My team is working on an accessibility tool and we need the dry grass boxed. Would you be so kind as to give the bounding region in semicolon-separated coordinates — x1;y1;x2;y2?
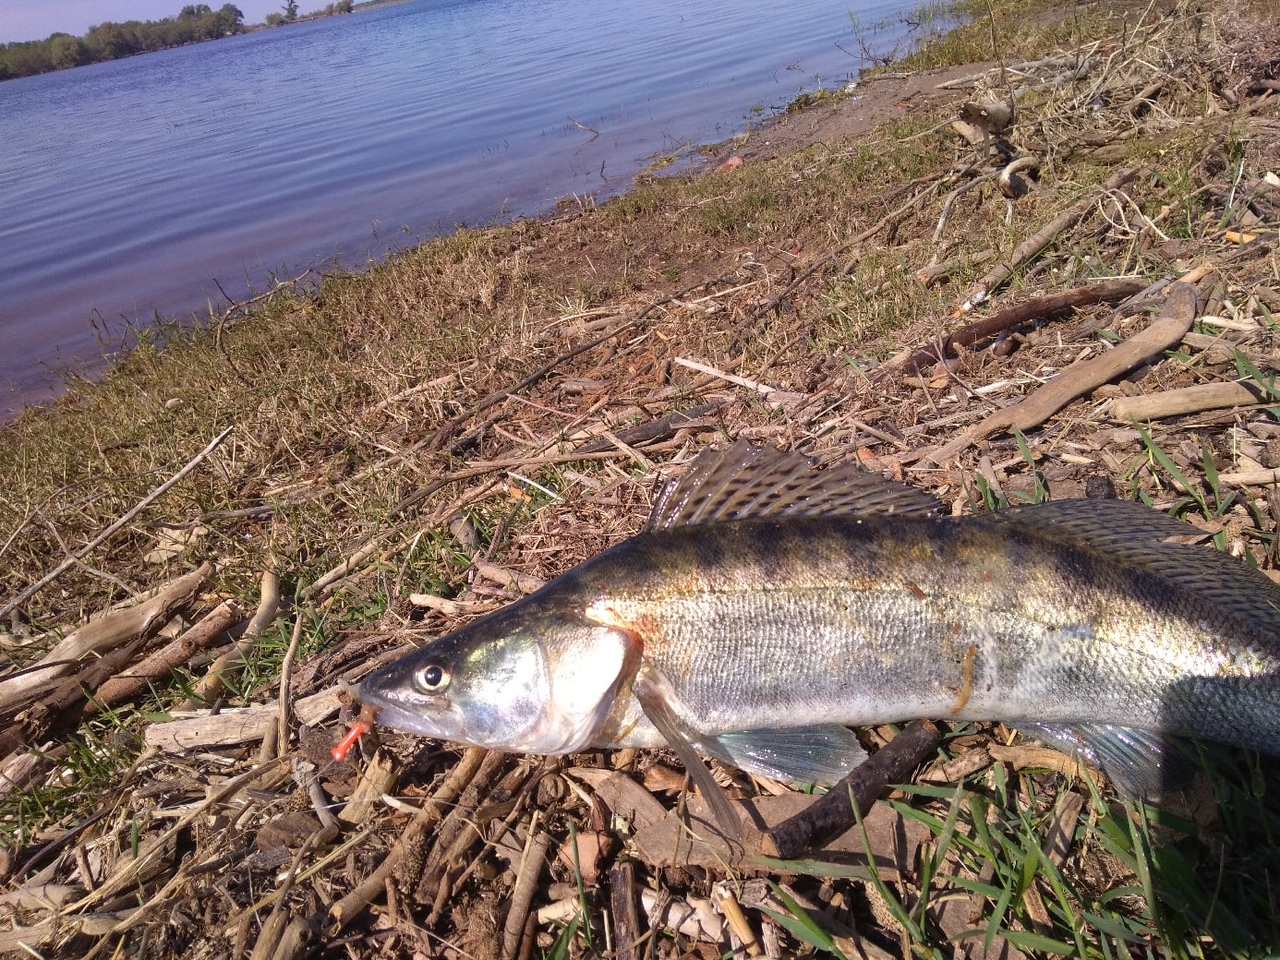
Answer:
2;0;1280;956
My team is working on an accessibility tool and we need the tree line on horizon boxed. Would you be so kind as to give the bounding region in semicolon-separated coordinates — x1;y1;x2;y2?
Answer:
0;1;354;81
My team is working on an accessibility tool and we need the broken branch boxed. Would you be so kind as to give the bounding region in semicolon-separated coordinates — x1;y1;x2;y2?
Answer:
91;597;245;709
1109;380;1272;421
927;281;1198;462
876;279;1145;380
0;562;213;708
763;719;941;859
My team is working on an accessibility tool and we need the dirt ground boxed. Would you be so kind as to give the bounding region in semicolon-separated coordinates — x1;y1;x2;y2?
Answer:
712;62;996;167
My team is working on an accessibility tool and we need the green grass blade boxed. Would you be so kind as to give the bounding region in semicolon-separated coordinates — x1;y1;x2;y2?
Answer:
762;881;849;960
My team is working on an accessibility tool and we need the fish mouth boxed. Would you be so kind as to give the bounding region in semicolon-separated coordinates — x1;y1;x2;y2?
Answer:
356;683;455;739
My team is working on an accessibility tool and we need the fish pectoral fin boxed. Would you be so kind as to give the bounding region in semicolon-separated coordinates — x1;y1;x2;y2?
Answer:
633;664;743;841
712;725;868;787
1021;723;1194;801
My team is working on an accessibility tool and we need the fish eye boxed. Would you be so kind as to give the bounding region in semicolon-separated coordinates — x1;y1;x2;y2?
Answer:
414;663;450;693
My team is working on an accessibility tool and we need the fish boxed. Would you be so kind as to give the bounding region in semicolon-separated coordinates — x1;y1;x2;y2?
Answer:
352;441;1280;830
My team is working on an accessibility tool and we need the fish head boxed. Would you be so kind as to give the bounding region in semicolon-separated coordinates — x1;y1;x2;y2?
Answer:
357;601;637;754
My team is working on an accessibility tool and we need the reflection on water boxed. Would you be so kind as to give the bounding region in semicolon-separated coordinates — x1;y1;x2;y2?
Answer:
0;0;909;415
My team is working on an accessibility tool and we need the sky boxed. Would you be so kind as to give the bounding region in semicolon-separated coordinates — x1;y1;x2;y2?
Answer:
2;0;287;43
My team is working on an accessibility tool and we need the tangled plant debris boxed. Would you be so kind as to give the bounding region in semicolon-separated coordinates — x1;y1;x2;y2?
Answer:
2;1;1280;957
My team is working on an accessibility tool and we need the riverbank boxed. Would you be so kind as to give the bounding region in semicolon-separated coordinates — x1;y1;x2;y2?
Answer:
1;0;879;417
3;0;1280;955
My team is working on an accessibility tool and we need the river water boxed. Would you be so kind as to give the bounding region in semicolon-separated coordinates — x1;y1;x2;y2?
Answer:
0;0;911;416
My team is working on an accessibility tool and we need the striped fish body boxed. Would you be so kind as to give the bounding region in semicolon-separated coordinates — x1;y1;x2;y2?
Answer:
357;441;1280;799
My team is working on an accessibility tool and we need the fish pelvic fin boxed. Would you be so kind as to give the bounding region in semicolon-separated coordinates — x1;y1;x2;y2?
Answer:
710;725;868;787
633;663;743;840
646;440;940;530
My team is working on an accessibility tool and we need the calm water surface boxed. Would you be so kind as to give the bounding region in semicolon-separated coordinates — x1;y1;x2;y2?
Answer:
0;0;911;415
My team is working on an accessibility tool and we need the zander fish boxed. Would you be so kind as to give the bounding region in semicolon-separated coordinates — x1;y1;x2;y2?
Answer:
350;441;1280;827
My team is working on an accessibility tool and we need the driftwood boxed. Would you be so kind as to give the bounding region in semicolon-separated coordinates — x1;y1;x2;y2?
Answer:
92;598;246;709
1109;380;1272;421
1218;468;1280;486
876;279;1145;380
673;357;804;407
0;750;51;801
142;687;344;752
263;611;309;762
336;750;398;826
927;282;1198;463
0;562;213;708
0;638;148;759
998;156;1040;198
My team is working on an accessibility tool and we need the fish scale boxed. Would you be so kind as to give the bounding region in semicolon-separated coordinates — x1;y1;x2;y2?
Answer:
569;514;1264;743
353;441;1280;811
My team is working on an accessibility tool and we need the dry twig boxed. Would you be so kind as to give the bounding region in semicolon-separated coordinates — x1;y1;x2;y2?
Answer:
763;720;942;859
876;279;1145;379
956;168;1138;314
0;427;232;621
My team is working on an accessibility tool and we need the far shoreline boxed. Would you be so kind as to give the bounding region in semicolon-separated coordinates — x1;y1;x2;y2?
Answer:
0;0;414;77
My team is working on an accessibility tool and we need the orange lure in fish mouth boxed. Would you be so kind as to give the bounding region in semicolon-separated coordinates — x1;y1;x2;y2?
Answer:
331;703;379;762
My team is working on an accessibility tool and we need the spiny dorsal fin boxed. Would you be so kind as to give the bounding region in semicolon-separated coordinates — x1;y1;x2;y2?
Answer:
647;441;940;530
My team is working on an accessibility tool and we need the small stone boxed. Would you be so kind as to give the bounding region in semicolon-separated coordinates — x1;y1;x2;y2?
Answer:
1262;437;1280;469
1084;476;1116;499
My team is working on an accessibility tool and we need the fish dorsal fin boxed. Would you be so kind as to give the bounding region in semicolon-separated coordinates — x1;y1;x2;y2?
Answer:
1001;499;1280;637
998;498;1192;551
647;441;940;530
